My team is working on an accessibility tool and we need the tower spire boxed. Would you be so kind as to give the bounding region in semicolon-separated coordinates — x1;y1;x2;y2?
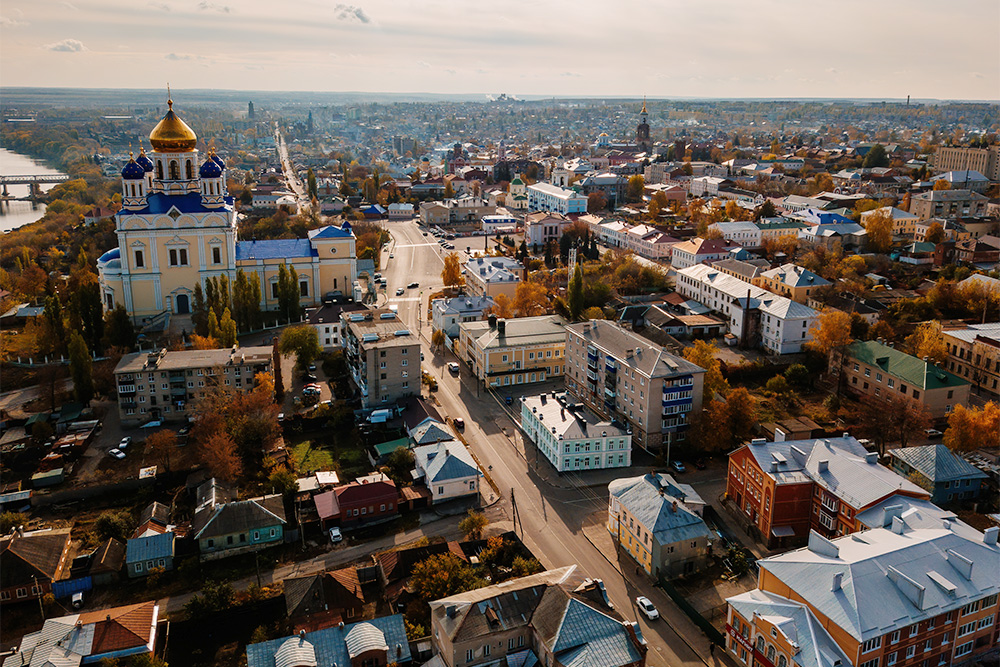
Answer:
641;96;647;115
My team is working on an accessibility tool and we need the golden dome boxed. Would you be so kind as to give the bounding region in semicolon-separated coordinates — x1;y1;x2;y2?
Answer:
149;99;198;152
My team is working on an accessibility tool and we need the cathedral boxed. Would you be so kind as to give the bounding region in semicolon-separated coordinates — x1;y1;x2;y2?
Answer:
98;99;357;322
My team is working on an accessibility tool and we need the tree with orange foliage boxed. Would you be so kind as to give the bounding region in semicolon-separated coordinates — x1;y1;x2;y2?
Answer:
487;293;514;319
944;402;1000;451
807;310;854;358
200;431;243;483
145;429;178;473
189;334;217;350
512;281;550;317
932;178;951;191
862;209;894;254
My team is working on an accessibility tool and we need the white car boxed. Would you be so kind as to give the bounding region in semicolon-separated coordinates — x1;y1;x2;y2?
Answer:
925;428;943;438
119;437;131;449
636;596;659;620
447;362;460;374
396;287;405;296
108;448;126;460
329;527;343;543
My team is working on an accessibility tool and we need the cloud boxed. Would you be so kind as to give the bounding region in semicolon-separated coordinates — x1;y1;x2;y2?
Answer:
197;1;230;12
333;4;370;23
60;1;78;9
559;71;581;78
44;39;87;52
417;61;431;69
165;53;192;60
0;15;28;26
148;1;171;10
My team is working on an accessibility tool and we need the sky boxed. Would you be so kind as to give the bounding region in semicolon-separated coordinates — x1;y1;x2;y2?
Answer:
1;0;998;100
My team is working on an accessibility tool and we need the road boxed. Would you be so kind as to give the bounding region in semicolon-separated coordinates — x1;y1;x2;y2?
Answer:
274;125;307;210
385;219;726;667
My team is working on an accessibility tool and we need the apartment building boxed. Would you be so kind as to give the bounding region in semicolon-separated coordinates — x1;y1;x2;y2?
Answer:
340;309;420;408
520;393;632;472
431;295;494;339
861;206;921;237
114;346;273;426
727;526;1000;667
670;237;742;270
708;221;762;247
458;315;567;388
726;435;930;549
526;182;588;215
831;340;971;421
607;473;711;579
464;256;524;300
307;302;367;350
564;320;705;452
932;144;1000;180
675;264;819;354
756;263;831;304
942;322;1000;399
429;565;647;667
910;189;989;221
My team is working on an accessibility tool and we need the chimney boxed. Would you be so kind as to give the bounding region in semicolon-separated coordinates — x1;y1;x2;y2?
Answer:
985;526;999;546
891;516;905;535
497;320;506;336
299;629;306;638
881;504;904;528
488;314;497;329
817;460;829;472
671;500;678;513
831;572;843;592
446;605;457;618
865;452;878;464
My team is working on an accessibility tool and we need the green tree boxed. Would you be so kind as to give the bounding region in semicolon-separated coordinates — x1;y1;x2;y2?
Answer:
68;331;94;403
104;304;136;351
682;340;729;399
0;512;28;533
218;308;238;348
207;310;221;343
69;279;105;354
307;168;317;200
233;269;262;333
192;282;209;336
410;553;485;602
277;264;302;322
862;144;889;168
278;324;322;370
511;556;543;577
384;447;416;487
784;363;811;389
43;296;67;356
459;510;488;539
95;509;134;543
567;264;584;320
267;467;299;498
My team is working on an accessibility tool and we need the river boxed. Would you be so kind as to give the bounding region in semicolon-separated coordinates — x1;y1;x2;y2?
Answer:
0;148;68;233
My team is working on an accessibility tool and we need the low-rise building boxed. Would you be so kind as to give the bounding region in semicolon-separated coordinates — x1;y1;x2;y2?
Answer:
464;256;524;300
526;182;587;215
608;473;711;579
670;237;742;270
564;320;705;452
307;302;367;350
0;528;72;606
861;205;920;237
428;565;647;667
726;435;930;549
341;309;420;408
727;526;1000;667
113;346;273;426
193;493;286;559
431;295;494;339
412;442;482;504
831;340;971;421
459;315;567;389
480;213;518;235
524;211;572;248
942;321;1000;399
125;532;175;578
708;221;762;247
887;445;989;505
911;188;989;221
521;394;632;473
246;614;411;667
314;472;399;530
756;263;831;303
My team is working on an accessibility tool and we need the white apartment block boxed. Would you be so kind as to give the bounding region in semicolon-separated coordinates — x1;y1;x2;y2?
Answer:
526;183;588;215
708;221;762;247
520;394;632;473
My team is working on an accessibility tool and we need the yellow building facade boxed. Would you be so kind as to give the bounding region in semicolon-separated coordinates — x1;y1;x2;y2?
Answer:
457;316;566;388
98;100;356;322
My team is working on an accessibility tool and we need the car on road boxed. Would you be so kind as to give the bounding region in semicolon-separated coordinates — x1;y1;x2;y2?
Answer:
504;395;513;405
308;363;317;371
178;426;190;437
447;362;460;374
422;232;428;236
389;253;394;259
71;592;84;609
407;282;419;288
636;596;659;620
396;287;405;295
453;417;465;430
670;460;686;473
328;527;343;543
118;437;131;450
925;428;943;438
108;448;126;460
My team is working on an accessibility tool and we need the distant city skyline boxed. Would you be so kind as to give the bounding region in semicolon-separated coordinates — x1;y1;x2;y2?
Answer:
1;0;997;100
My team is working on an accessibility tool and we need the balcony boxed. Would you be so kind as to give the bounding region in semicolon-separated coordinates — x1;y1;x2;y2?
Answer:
169;372;186;382
170;387;187;398
117;385;136;395
605;361;617;374
586;369;599;382
604;387;616;399
120;401;137;409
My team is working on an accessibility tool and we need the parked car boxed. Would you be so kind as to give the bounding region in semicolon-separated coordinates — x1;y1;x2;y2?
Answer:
308;363;317;372
328;527;343;543
670;460;686;473
636;596;659;620
108;448;126;460
178;426;190;437
71;592;84;610
389;253;394;259
504;395;513;405
396;287;405;296
302;373;318;383
453;417;465;430
119;437;131;449
407;281;419;288
447;362;460;374
925;428;943;438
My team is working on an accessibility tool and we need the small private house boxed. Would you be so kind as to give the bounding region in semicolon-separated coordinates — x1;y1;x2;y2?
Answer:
193;493;286;559
431;295;494;339
126;532;175;578
409;417;454;446
0;528;72;606
246;615;412;667
887;444;988;504
412;441;482;504
314;472;399;530
607;473;712;579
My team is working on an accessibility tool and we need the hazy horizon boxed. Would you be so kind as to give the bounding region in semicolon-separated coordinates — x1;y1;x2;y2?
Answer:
1;0;997;100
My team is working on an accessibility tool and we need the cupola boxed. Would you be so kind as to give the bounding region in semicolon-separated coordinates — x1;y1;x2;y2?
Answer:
149;99;198;152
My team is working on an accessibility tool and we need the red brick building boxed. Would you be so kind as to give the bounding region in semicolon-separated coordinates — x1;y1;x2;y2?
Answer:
314;472;399;530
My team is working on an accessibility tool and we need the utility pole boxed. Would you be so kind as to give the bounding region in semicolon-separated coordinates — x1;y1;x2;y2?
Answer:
33;576;45;621
510;487;521;536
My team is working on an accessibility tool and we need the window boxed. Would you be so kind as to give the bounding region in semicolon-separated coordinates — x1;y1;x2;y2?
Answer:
886;653;897;667
890;630;900;644
168;248;188;266
912;390;919;399
864;367;871;377
958;621;976;637
961;600;981;616
271;282;279;299
778;658;786;667
299;280;309;297
859;660;879;667
212;246;222;264
910;623;920;636
906;646;916;659
862;637;882;652
955;641;973;657
979;615;995;629
134;563;143;573
766;646;775;661
466;649;473;663
483;644;490;657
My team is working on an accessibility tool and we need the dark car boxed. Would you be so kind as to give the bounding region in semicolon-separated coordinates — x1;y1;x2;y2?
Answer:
504;395;513;405
302;373;318;383
408;281;419;289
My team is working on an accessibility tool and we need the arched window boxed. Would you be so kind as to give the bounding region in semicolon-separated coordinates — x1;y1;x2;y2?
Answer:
156;161;164;180
169;160;180;180
185;160;194;179
756;637;764;652
767;645;775;661
129;184;135;197
778;657;787;667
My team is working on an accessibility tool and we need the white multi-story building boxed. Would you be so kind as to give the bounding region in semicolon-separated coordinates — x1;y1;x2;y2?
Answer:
523;212;572;248
707;221;762;247
464;256;524;299
670;237;742;270
526;183;587;215
431;295;494;339
676;264;818;354
521;394;632;473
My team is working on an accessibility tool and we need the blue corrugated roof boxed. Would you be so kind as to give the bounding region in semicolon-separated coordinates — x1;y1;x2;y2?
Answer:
117;192;234;216
126;532;174;563
236;239;317;261
553;599;644;667
889;445;988;484
246;614;410;667
308;224;353;239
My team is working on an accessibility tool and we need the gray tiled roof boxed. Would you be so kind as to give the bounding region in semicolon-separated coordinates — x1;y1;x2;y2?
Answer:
608;474;712;547
193;495;286;539
888;445;988;484
246;615;410;667
759;527;1000;643
548;598;643;667
566;320;705;379
414;442;481;483
804;439;928;509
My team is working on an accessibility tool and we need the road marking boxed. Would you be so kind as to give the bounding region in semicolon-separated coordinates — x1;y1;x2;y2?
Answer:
393;243;439;248
388;297;421;303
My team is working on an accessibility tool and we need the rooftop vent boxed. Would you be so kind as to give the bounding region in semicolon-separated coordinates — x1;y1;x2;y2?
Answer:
831;572;843;592
891;516;905;535
984;526;999;546
380;312;396;319
750;438;767;446
394;330;411;336
865;452;878;464
817;459;829;472
349;314;365;322
807;530;839;559
362;333;379;343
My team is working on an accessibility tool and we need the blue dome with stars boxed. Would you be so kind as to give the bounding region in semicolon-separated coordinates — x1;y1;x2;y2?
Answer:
199;159;223;178
121;159;145;180
211;153;225;168
136;150;154;172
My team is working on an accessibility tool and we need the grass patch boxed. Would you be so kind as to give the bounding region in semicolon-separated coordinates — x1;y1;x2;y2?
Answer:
290;441;334;474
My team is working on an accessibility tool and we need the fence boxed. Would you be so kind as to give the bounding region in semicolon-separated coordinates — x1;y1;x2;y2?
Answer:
52;576;92;599
658;576;725;646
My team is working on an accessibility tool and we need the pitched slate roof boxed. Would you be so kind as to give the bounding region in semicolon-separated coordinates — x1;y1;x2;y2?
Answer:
854;495;983;543
804;438;928;509
888;445;988;484
246;614;410;667
608;474;712;547
193;495;286;539
409;418;454;445
0;529;71;588
307;224;354;239
566;320;705;379
760;263;831;289
126;532;175;565
845;340;968;390
284;567;364;619
116;191;234;216
413;442;481;483
759;527;1000;643
89;538;125;576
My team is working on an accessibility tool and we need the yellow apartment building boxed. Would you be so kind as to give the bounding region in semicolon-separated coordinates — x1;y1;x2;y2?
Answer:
458;315;567;388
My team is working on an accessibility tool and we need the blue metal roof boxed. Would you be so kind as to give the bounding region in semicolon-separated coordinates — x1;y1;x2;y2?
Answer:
308;224;353;239
236;239;317;261
125;532;174;564
552;598;644;667
117;191;234;216
889;445;988;484
246;614;410;667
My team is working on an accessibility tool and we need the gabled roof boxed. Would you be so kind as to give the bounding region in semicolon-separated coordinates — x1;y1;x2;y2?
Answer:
284;567;365;619
845;340;968;390
307;224;354;239
126;532;175;564
760;263;831;289
565;320;705;379
543;595;644;667
888;445;988;484
246;614;410;667
413;442;481;483
804;438;928;508
0;529;71;587
193;495;286;540
409;418;454;445
759;527;1000;643
608;474;712;547
89;538;125;575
